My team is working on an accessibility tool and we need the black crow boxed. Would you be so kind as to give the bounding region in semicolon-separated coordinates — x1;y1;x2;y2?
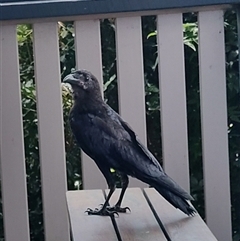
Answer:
63;69;195;216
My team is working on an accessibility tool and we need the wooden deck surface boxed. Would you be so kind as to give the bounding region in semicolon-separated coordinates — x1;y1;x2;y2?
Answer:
66;188;217;241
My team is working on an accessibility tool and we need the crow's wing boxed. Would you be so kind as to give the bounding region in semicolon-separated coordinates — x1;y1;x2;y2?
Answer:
86;107;193;200
105;105;165;173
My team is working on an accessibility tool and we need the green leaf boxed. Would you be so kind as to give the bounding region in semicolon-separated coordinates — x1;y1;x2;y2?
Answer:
147;31;157;39
103;74;116;91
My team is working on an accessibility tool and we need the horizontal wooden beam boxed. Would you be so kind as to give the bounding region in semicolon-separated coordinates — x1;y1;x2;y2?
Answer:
0;0;239;21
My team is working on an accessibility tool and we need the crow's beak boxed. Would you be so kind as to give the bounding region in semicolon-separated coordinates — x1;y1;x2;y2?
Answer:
63;73;79;85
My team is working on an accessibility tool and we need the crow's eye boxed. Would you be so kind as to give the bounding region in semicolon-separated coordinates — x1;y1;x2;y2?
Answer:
76;72;89;81
78;73;89;81
72;73;79;79
85;75;89;81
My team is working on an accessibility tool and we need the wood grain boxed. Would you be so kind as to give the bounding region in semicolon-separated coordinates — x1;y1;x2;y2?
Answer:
67;190;118;241
106;188;167;241
144;188;217;241
0;23;30;241
115;16;147;188
157;13;190;192
74;19;106;190
33;22;69;241
198;10;231;241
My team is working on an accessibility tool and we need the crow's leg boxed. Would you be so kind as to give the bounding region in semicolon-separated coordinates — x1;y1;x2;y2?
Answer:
107;174;130;213
85;165;117;216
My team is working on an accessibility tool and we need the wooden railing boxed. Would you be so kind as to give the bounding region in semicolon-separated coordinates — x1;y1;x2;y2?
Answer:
0;1;235;241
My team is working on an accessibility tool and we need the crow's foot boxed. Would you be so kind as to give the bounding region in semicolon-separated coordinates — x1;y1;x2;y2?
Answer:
106;205;131;213
85;207;119;217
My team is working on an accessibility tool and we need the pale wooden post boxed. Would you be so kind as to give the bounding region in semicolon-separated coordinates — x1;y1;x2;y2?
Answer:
157;13;190;191
74;19;106;189
33;22;69;241
198;10;232;241
115;16;147;188
0;23;30;241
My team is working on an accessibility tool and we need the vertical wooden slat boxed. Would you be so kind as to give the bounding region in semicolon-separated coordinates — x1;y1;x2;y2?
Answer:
198;10;232;241
0;23;30;241
157;13;190;191
33;22;69;241
74;19;106;189
115;16;147;188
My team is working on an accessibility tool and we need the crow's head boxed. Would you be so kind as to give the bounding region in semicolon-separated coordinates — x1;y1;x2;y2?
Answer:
63;69;102;100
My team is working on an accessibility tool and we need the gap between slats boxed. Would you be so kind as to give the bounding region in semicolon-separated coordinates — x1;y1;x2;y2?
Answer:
102;191;123;241
105;188;168;241
143;190;172;241
105;188;217;241
68;188;217;241
67;190;119;241
144;188;217;241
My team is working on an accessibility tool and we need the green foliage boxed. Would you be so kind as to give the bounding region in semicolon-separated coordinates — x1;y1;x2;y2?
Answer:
146;11;240;240
225;11;240;241
147;22;198;51
144;15;205;217
101;19;119;111
22;80;43;240
58;22;76;78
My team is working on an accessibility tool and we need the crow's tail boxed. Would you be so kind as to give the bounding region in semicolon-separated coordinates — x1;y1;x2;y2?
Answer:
155;186;196;216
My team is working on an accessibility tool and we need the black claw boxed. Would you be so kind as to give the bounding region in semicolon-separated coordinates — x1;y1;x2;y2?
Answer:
125;207;131;212
85;208;93;213
106;205;131;213
85;206;118;217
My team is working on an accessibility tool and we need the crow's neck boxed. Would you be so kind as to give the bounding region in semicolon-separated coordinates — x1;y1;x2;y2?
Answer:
72;93;105;115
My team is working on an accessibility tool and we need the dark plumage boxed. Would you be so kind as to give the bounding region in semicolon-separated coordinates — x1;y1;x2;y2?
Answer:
63;69;195;216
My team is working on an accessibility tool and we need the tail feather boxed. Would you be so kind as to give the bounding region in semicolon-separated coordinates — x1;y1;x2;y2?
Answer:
155;187;196;216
